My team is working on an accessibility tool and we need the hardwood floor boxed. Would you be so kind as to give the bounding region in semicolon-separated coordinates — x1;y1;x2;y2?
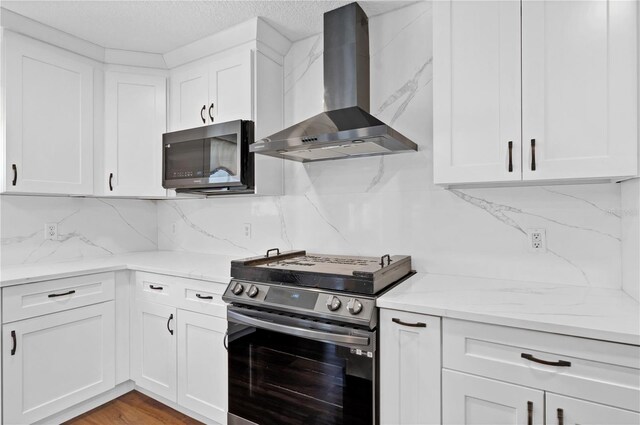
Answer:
63;391;203;425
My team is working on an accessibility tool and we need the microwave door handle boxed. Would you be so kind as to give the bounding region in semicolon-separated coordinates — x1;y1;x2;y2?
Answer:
227;310;370;348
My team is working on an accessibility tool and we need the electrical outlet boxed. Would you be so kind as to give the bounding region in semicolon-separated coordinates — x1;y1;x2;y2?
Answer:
527;228;546;253
243;223;252;239
44;223;58;241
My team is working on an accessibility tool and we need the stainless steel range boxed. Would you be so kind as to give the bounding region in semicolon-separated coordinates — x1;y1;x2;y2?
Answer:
223;249;413;425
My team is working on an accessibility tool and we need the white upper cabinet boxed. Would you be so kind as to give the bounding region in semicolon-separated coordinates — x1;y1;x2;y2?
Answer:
209;50;252;125
169;64;209;130
169;50;253;131
434;0;638;186
3;31;94;195
521;0;638;181
434;0;522;185
103;71;167;197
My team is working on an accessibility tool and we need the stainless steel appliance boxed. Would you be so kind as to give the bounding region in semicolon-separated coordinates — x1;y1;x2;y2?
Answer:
249;3;418;162
162;120;254;194
223;249;413;425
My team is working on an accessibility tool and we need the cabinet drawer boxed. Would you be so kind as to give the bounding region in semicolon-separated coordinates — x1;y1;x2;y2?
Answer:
135;272;226;318
2;273;115;322
443;319;640;411
178;281;226;318
135;272;178;304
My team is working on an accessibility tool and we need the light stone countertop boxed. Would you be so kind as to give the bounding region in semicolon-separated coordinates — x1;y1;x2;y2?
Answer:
2;253;638;345
377;272;640;346
0;251;236;287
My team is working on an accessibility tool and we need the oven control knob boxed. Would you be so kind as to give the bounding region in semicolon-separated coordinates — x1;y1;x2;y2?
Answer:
231;282;244;296
326;296;342;311
347;299;363;315
247;285;259;298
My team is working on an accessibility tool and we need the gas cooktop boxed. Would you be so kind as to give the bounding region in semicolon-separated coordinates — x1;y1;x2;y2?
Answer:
229;249;412;295
224;249;414;329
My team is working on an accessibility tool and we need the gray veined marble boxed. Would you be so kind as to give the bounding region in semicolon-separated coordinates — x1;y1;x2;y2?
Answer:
284;34;322;95
374;58;432;126
167;202;257;255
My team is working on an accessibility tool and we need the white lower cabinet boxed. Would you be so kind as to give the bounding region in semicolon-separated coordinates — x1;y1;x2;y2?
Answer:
177;310;227;424
379;309;441;425
132;272;228;424
132;300;177;402
2;302;116;424
545;393;640;425
441;318;640;425
443;369;544;425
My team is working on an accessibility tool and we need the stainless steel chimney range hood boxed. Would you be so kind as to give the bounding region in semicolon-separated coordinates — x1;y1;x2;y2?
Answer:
250;2;418;163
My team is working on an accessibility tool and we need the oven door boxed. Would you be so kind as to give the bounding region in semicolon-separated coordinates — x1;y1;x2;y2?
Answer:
227;306;376;425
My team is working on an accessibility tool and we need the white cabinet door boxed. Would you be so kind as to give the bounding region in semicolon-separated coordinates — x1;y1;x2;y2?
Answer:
379;310;441;425
4;31;94;195
177;309;227;423
433;0;521;185
169;64;209;131
132;300;177;402
104;71;167;197
546;393;640;425
2;302;115;425
443;369;544;425
208;50;253;124
522;0;638;181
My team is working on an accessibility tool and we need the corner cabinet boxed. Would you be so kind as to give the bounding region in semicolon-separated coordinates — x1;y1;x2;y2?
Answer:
379;310;441;425
2;31;95;195
132;272;228;423
433;0;638;186
132;300;177;401
102;70;167;197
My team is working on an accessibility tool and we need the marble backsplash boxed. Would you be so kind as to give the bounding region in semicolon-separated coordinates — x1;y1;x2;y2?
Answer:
1;195;157;267
0;3;629;291
157;2;624;289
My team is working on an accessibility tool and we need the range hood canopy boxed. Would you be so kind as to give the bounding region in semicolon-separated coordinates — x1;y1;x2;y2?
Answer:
250;2;418;162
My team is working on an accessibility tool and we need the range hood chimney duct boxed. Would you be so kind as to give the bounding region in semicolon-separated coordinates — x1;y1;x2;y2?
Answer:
324;3;370;112
249;2;418;163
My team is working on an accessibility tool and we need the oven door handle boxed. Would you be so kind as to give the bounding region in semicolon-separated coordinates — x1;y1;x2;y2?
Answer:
227;310;370;348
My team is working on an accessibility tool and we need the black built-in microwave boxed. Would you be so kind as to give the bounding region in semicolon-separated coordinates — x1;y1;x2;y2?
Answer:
162;120;254;193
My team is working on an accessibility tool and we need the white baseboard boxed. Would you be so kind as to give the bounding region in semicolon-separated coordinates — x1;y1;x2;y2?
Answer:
134;386;223;425
29;381;224;425
34;381;135;425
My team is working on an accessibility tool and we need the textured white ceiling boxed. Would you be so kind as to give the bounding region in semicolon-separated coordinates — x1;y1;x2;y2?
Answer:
1;1;415;53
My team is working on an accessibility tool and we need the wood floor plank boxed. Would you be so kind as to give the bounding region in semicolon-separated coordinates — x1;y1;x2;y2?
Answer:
63;391;203;425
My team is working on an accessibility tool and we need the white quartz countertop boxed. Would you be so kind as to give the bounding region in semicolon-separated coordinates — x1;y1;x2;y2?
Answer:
3;254;638;345
0;251;236;287
378;273;640;345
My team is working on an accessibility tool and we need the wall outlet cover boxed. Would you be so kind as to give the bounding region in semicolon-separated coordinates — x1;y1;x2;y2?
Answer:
527;228;546;253
44;223;58;241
